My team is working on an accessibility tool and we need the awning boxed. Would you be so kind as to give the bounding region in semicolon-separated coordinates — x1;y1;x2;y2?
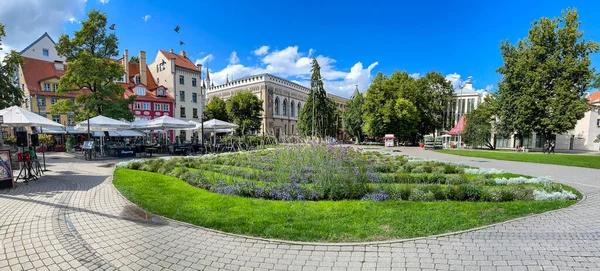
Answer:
92;130;144;137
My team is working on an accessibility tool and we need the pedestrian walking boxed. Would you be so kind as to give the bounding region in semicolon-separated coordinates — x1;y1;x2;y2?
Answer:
543;140;549;154
550;141;556;154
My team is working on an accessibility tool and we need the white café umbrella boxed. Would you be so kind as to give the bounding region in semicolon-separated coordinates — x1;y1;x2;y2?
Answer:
74;115;132;156
0;106;64;172
0;106;64;127
202;119;239;145
133;115;195;129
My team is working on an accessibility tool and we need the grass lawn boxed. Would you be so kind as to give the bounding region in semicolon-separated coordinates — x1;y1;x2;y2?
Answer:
113;168;576;242
436;150;600;170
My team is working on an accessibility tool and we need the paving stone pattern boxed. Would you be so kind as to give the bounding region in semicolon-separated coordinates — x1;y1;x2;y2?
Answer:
1;149;599;270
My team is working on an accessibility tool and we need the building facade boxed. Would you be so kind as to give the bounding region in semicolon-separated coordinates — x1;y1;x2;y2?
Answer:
19;32;65;62
150;49;204;141
206;73;348;141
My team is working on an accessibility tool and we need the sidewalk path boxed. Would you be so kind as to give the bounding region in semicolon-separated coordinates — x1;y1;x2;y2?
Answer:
0;150;599;271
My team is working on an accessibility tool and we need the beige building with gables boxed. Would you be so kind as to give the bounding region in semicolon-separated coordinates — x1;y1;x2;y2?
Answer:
206;73;347;140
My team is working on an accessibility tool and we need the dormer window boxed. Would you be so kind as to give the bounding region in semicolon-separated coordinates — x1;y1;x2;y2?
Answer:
157;88;165;97
136;87;146;96
135;75;140;84
43;83;51;91
43;49;49;57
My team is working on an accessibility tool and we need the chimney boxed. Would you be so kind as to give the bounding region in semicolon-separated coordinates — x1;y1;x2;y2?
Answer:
465;81;473;90
180;50;187;58
170;48;174;53
123;49;129;82
170;57;176;74
53;60;64;71
139;50;147;86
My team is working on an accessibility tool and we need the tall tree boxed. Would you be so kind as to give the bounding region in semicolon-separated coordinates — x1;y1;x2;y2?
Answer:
343;86;364;143
55;9;134;120
203;97;229;121
0;23;24;109
495;8;597;140
297;58;337;137
226;91;263;135
362;72;395;138
463;95;496;149
416;71;454;137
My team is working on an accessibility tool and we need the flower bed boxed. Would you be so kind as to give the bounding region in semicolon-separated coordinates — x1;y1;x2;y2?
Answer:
117;145;580;202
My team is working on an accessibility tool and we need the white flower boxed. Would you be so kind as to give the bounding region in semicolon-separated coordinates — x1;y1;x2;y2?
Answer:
533;190;578;200
495;176;553;185
464;167;505;174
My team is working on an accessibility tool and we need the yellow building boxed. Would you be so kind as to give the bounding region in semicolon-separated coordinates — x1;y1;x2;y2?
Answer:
18;56;87;126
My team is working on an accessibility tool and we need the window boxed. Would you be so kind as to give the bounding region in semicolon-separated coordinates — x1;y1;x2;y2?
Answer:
50;98;58;105
121;74;126;82
179;75;184;84
179;91;185;102
290;101;295;117
21;84;24;90
143;103;150;110
192;78;197;87
274;97;280;115
159;62;166;71
135;76;140;84
283;99;288;116
297;102;301;115
67;115;74;125
37;98;46;106
292;124;295;135
42;49;49;57
157;89;165;96
134;102;142;110
43;83;51;91
193;108;198;118
53;84;58;92
155;103;161;111
192;93;197;103
157;78;160;84
180;107;186;118
136;87;145;96
597;119;600;128
163;104;169;111
52;115;60;123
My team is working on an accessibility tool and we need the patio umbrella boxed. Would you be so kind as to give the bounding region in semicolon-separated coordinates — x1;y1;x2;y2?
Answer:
0;106;64;127
133;116;195;129
74;116;132;156
202;119;239;145
0;106;64;172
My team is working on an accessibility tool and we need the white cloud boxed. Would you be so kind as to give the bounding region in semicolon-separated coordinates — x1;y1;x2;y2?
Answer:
485;84;494;91
209;46;378;97
253;46;269;56
68;17;80;24
409;73;421;79
142;15;151;22
229;51;239;64
0;0;86;54
100;0;109;4
445;73;487;93
195;54;214;66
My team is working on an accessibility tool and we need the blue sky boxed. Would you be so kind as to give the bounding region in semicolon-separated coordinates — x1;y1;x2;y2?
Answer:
2;0;600;98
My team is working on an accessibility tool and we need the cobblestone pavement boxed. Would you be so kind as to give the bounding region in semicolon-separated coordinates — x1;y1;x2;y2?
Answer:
1;149;599;271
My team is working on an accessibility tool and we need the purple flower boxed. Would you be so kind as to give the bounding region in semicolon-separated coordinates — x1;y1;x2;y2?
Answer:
362;192;389;201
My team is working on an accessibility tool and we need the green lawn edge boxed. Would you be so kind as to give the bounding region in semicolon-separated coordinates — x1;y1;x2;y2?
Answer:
113;168;577;242
436;150;600;170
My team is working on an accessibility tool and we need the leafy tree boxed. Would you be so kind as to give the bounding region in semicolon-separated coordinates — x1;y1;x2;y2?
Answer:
343;86;364;143
495;8;597;140
595;134;600;143
394;98;419;139
298;58;338;138
463;95;496;149
50;99;92;122
0;23;24;109
362;72;395;138
416;71;454;136
55;9;134;120
226;91;263;135
129;56;139;63
203;97;229;121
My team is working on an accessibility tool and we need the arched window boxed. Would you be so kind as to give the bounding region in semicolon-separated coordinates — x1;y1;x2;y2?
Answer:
297;102;301;115
290;101;295;117
274;97;280;115
283;98;288;116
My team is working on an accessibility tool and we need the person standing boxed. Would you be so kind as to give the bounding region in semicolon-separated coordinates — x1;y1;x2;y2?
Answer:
550;141;556;154
543;140;549;154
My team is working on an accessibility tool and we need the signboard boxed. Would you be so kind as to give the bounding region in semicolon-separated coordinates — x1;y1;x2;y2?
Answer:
0;150;14;189
83;141;95;150
384;134;395;147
